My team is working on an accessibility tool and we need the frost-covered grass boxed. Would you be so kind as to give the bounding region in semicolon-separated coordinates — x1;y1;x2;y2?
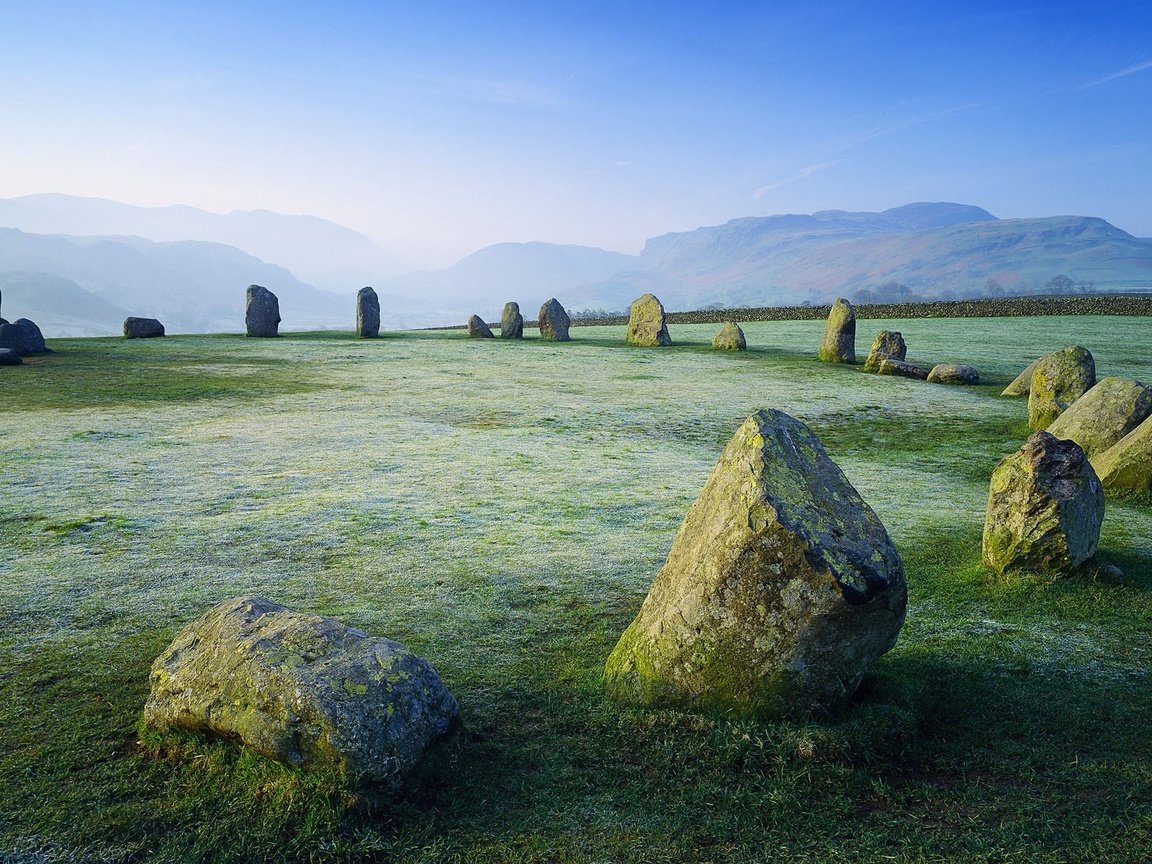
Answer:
1;317;1150;862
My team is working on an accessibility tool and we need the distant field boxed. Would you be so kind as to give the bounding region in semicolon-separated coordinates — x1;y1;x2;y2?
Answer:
1;317;1150;863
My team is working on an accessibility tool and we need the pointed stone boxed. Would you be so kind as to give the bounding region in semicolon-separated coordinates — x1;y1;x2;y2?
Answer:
537;298;571;341
711;321;746;350
500;302;524;339
818;298;856;363
467;315;495;338
626;293;672;346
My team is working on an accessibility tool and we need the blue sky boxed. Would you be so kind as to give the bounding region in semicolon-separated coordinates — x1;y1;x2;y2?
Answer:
1;1;1150;269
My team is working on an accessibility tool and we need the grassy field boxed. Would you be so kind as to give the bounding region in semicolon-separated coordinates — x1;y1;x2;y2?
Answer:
1;317;1150;863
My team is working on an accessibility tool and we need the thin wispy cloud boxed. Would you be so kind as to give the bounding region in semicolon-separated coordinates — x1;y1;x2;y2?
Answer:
1077;59;1152;91
754;160;844;198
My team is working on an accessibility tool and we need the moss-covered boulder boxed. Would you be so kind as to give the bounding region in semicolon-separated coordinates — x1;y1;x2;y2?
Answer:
982;432;1104;579
143;596;459;788
711;321;746;350
1002;356;1042;397
537;298;571;341
467;315;495;338
1090;416;1152;491
603;409;906;719
927;363;979;385
626;293;671;347
1046;377;1152;458
1027;346;1095;429
500;302;524;339
356;287;380;339
863;330;907;373
818;298;855;363
876;357;929;380
245;285;280;337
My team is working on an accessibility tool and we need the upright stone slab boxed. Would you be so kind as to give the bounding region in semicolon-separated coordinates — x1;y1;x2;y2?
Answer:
123;317;165;339
245;285;281;337
0;319;47;355
500;302;524;339
1028;346;1096;429
604;409;907;719
818;298;855;363
356;287;380;339
467;315;495;338
143;596;458;788
711;321;746;350
1090;417;1152;491
537;298;571;342
1046;377;1152;458
863;330;907;373
626;293;671;347
1002;356;1042;397
982;432;1104;579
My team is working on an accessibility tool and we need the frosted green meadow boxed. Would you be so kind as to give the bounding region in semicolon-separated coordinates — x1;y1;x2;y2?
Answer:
1;316;1150;862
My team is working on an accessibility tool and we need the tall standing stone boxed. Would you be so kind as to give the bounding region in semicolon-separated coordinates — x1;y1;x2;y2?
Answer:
1027;346;1096;429
356;287;380;339
245;285;280;337
467;315;495;338
625;293;672;347
500;302;524;339
818;298;856;363
537;298;571;342
863;330;907;372
604;409;907;720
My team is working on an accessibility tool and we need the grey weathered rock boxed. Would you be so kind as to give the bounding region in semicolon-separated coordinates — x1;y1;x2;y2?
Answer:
500;302;524;339
626;293;672;347
143;596;458;788
0;319;47;355
245;285;281;337
982;432;1104;579
356;287;380;339
863;330;907;373
711;321;746;351
537;298;571;342
876;357;929;380
467;315;495;338
818;298;856;363
928;364;980;385
0;348;22;366
1002;356;1042;397
1089;416;1152;491
1046;377;1152;458
123;317;165;339
604;409;906;719
1028;346;1096;429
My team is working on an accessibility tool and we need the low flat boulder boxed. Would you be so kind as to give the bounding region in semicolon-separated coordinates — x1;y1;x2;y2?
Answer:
711;321;746;350
818;298;855;363
626;293;671;347
500;302;524;339
245;285;281;337
1002;356;1042;397
0;348;22;366
1027;346;1095;429
1047;377;1152;458
0;319;47;355
143;596;458;788
467;315;495;338
876;357;929;380
537;298;571;341
1090;416;1152;491
604;409;906;720
123;317;165;339
863;330;907;373
982;432;1104;579
356;287;380;339
928;364;980;385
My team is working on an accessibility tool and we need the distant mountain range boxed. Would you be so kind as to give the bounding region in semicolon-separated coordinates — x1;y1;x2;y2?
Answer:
1;196;1150;337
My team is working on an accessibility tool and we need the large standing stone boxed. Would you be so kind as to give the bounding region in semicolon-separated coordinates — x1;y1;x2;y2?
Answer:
143;596;458;788
711;321;746;351
982;432;1104;579
356;287;380;339
863;330;907;373
0;348;22;366
818;298;855;363
537;298;571;342
1089;417;1152;491
1046;377;1152;458
1002;356;1042;397
123;317;165;339
927;364;980;385
876;358;928;380
0;319;47;355
500;302;524;339
1028;346;1096;429
604;409;907;720
467;315;495;338
626;293;672;347
245;285;281;337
